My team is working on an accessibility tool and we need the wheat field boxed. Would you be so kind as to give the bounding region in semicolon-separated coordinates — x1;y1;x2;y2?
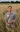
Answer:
0;3;20;32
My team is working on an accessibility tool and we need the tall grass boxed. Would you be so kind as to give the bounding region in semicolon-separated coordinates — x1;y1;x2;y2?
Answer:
0;8;20;32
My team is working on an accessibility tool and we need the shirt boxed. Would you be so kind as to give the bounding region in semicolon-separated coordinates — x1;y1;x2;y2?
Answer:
5;11;16;23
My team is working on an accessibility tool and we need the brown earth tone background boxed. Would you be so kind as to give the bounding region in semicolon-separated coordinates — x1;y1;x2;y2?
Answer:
0;4;20;20
0;4;20;13
0;4;20;32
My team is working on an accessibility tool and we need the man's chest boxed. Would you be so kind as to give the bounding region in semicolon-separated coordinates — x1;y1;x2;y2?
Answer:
7;14;9;18
6;13;14;21
7;13;13;18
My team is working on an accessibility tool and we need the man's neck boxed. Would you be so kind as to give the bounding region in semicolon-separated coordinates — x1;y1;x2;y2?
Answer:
8;11;11;15
8;11;11;13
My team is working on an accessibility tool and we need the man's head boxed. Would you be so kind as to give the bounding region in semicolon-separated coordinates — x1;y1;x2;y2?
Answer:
7;6;12;12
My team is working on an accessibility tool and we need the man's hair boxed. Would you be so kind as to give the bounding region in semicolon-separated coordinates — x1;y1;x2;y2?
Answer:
8;6;12;8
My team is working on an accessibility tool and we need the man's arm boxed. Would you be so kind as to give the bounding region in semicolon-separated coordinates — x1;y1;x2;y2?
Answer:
12;14;16;22
4;13;8;25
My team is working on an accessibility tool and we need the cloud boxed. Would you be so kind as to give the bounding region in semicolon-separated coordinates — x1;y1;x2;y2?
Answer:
0;0;20;2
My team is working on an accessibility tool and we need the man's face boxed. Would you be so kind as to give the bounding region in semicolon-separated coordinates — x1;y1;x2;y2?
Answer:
8;7;12;12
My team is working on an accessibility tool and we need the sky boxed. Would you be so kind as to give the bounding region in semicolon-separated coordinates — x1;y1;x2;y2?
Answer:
0;0;20;2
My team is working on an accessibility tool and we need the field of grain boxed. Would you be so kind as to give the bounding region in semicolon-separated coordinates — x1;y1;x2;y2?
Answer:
0;3;20;32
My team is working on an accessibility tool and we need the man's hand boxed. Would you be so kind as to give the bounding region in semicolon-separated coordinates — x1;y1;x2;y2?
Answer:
12;19;16;23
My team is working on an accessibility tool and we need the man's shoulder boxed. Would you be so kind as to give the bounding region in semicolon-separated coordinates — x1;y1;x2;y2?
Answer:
12;11;16;15
5;12;8;15
5;13;7;16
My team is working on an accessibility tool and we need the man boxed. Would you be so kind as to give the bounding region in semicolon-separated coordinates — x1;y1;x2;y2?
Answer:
5;6;16;28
